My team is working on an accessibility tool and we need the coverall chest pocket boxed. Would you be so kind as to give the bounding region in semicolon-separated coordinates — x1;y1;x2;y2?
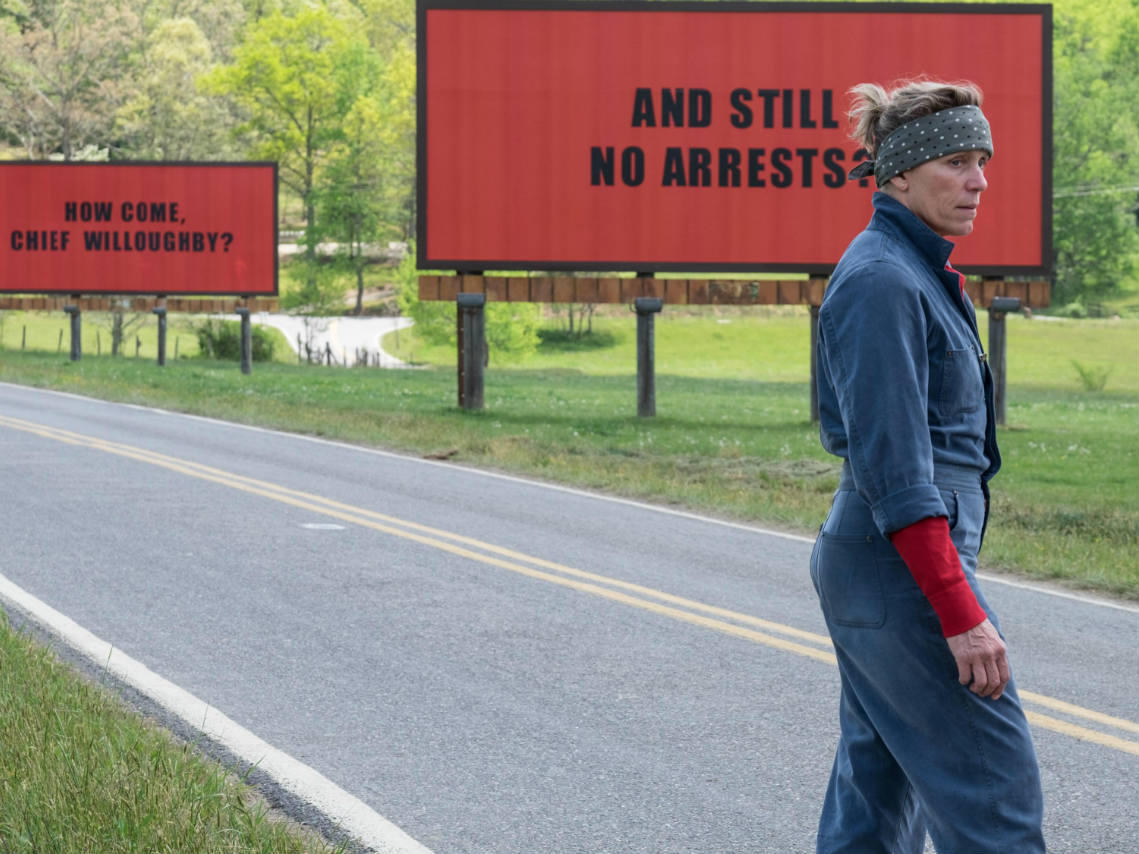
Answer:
935;348;984;416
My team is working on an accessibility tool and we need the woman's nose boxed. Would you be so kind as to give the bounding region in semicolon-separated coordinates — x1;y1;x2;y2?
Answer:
967;166;988;192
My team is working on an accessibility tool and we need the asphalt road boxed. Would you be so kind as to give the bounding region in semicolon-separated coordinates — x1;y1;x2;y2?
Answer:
1;381;1135;853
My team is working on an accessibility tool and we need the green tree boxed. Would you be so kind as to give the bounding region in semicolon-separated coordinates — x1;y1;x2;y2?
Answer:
0;0;140;159
341;0;416;238
375;41;416;239
315;36;386;314
114;17;236;159
346;0;414;56
1051;0;1139;308
138;0;246;61
203;5;366;272
319;96;386;314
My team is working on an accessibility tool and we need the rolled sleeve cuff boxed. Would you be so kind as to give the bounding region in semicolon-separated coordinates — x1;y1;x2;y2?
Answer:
927;578;989;637
870;483;948;537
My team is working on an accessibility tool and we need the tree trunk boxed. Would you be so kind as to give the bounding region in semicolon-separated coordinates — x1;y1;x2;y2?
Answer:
355;260;364;315
354;222;364;315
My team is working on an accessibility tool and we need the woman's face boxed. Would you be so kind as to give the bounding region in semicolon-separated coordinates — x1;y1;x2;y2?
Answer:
887;150;989;237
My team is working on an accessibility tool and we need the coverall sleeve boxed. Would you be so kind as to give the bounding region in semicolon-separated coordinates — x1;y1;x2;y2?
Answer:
817;260;949;536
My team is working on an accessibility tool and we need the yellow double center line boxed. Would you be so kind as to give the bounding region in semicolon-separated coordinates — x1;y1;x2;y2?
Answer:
2;413;1136;756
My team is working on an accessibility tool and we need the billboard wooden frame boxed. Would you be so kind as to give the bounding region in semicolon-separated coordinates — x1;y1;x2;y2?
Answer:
0;161;279;296
417;0;1052;276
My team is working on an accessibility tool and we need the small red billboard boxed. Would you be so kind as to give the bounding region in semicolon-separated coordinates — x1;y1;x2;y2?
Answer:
418;1;1051;275
0;162;277;295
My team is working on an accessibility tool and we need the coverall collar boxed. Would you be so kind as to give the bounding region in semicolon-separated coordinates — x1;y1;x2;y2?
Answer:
869;191;957;272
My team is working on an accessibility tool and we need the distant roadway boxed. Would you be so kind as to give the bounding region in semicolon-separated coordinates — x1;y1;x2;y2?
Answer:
0;382;1135;853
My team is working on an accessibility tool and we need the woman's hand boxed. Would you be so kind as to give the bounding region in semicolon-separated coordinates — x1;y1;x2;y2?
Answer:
946;618;1010;699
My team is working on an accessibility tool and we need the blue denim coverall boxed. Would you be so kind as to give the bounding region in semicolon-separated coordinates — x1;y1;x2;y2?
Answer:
811;192;1045;853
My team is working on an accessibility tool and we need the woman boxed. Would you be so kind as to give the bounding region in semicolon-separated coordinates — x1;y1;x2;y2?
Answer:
811;80;1046;854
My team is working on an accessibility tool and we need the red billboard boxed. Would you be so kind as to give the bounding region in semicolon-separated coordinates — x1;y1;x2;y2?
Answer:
0;162;277;295
418;1;1051;275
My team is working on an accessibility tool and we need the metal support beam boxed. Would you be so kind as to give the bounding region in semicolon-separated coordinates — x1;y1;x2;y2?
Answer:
457;292;486;410
635;297;663;417
235;307;252;374
63;305;81;361
152;307;167;367
988;296;1020;426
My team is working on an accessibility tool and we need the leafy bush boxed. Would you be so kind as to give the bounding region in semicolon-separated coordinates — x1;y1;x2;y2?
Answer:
1053;301;1088;319
279;256;347;316
194;319;276;362
537;327;619;351
396;242;540;360
1071;360;1113;391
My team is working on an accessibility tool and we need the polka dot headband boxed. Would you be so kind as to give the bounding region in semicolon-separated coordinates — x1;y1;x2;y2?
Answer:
847;104;994;186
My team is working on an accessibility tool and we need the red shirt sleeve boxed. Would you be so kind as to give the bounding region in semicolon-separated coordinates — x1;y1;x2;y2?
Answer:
889;516;987;637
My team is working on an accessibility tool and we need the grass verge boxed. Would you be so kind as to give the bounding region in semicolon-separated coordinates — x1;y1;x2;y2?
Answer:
0;612;341;854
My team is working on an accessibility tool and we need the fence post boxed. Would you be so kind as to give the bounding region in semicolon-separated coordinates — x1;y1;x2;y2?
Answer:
235;307;252;374
457;292;487;410
63;305;81;361
988;296;1020;426
635;297;663;417
152;307;167;366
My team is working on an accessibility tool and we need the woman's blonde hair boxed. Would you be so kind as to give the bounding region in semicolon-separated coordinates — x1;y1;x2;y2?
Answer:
848;80;984;158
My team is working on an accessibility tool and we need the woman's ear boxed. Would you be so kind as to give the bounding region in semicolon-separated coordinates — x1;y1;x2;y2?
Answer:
887;171;909;192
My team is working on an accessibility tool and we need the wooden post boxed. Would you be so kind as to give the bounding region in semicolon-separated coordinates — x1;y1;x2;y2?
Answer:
153;307;167;366
235;307;252;374
457;292;486;410
635;297;663;417
63;305;81;361
988;296;1020;426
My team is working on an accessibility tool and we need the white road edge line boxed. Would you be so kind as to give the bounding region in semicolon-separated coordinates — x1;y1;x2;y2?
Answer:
6;381;1136;614
0;571;433;854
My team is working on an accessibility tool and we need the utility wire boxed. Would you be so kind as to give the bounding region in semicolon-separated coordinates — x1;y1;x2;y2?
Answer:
1053;185;1139;198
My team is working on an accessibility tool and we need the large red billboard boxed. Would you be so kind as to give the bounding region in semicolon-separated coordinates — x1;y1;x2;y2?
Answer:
419;1;1051;275
0;162;277;295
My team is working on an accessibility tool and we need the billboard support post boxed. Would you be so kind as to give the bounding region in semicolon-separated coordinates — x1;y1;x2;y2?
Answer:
152;306;167;367
63;304;81;361
457;292;486;410
988;296;1021;426
635;297;663;417
235;307;252;375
